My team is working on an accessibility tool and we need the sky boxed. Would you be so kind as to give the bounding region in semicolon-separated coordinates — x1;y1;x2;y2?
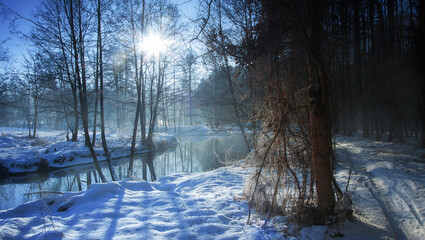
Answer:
0;0;37;66
0;0;199;68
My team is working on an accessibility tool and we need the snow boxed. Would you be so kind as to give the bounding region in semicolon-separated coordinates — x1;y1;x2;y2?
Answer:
333;134;425;240
0;162;280;240
0;128;177;174
1;128;424;239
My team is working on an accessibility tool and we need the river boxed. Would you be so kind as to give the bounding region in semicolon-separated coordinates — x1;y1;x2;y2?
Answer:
0;134;247;210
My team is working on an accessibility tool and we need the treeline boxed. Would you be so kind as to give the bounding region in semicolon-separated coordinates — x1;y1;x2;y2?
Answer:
328;0;424;144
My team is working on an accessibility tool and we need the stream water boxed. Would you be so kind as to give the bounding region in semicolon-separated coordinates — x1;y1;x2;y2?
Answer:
0;135;247;210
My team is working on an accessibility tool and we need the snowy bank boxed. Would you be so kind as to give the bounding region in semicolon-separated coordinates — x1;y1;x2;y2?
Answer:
0;128;177;175
0;163;280;240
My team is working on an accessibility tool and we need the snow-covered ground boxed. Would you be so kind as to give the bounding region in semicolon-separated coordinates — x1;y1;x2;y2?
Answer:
1;128;424;239
0;162;281;240
333;135;425;240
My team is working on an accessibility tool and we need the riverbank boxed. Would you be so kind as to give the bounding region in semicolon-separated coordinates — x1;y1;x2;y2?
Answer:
0;128;177;175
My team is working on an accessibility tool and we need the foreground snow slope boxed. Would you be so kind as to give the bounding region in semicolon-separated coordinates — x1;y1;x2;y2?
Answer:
0;163;279;240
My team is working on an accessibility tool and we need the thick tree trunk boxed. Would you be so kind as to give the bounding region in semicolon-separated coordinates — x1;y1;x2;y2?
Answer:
307;0;335;220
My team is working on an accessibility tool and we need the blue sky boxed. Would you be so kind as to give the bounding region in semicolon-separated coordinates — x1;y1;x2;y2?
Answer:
0;0;37;66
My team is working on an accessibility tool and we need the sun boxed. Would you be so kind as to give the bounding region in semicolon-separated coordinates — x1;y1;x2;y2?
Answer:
139;32;169;56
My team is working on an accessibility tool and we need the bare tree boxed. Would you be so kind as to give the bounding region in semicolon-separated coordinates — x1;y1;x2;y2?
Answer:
65;0;107;182
97;0;118;181
126;0;145;178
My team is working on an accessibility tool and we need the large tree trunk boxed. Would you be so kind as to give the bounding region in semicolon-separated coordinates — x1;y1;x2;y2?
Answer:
307;0;335;220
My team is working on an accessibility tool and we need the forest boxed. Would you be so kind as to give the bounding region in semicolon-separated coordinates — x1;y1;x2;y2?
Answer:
0;0;424;239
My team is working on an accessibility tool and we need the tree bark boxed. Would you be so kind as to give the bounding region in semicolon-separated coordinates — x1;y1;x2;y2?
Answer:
307;0;335;220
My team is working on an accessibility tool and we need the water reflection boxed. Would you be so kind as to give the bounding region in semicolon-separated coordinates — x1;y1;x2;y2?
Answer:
0;135;247;210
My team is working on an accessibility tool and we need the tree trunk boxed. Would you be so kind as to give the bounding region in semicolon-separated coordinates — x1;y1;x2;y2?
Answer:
92;35;99;147
98;0;118;181
76;174;82;191
114;64;120;130
56;14;79;142
33;73;38;138
418;0;425;147
86;172;91;186
341;0;353;135
67;0;106;182
307;0;335;220
146;57;164;150
128;0;145;177
354;0;369;138
217;0;250;152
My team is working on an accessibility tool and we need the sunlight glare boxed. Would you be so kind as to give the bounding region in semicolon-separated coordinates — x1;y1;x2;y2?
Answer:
139;32;170;56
